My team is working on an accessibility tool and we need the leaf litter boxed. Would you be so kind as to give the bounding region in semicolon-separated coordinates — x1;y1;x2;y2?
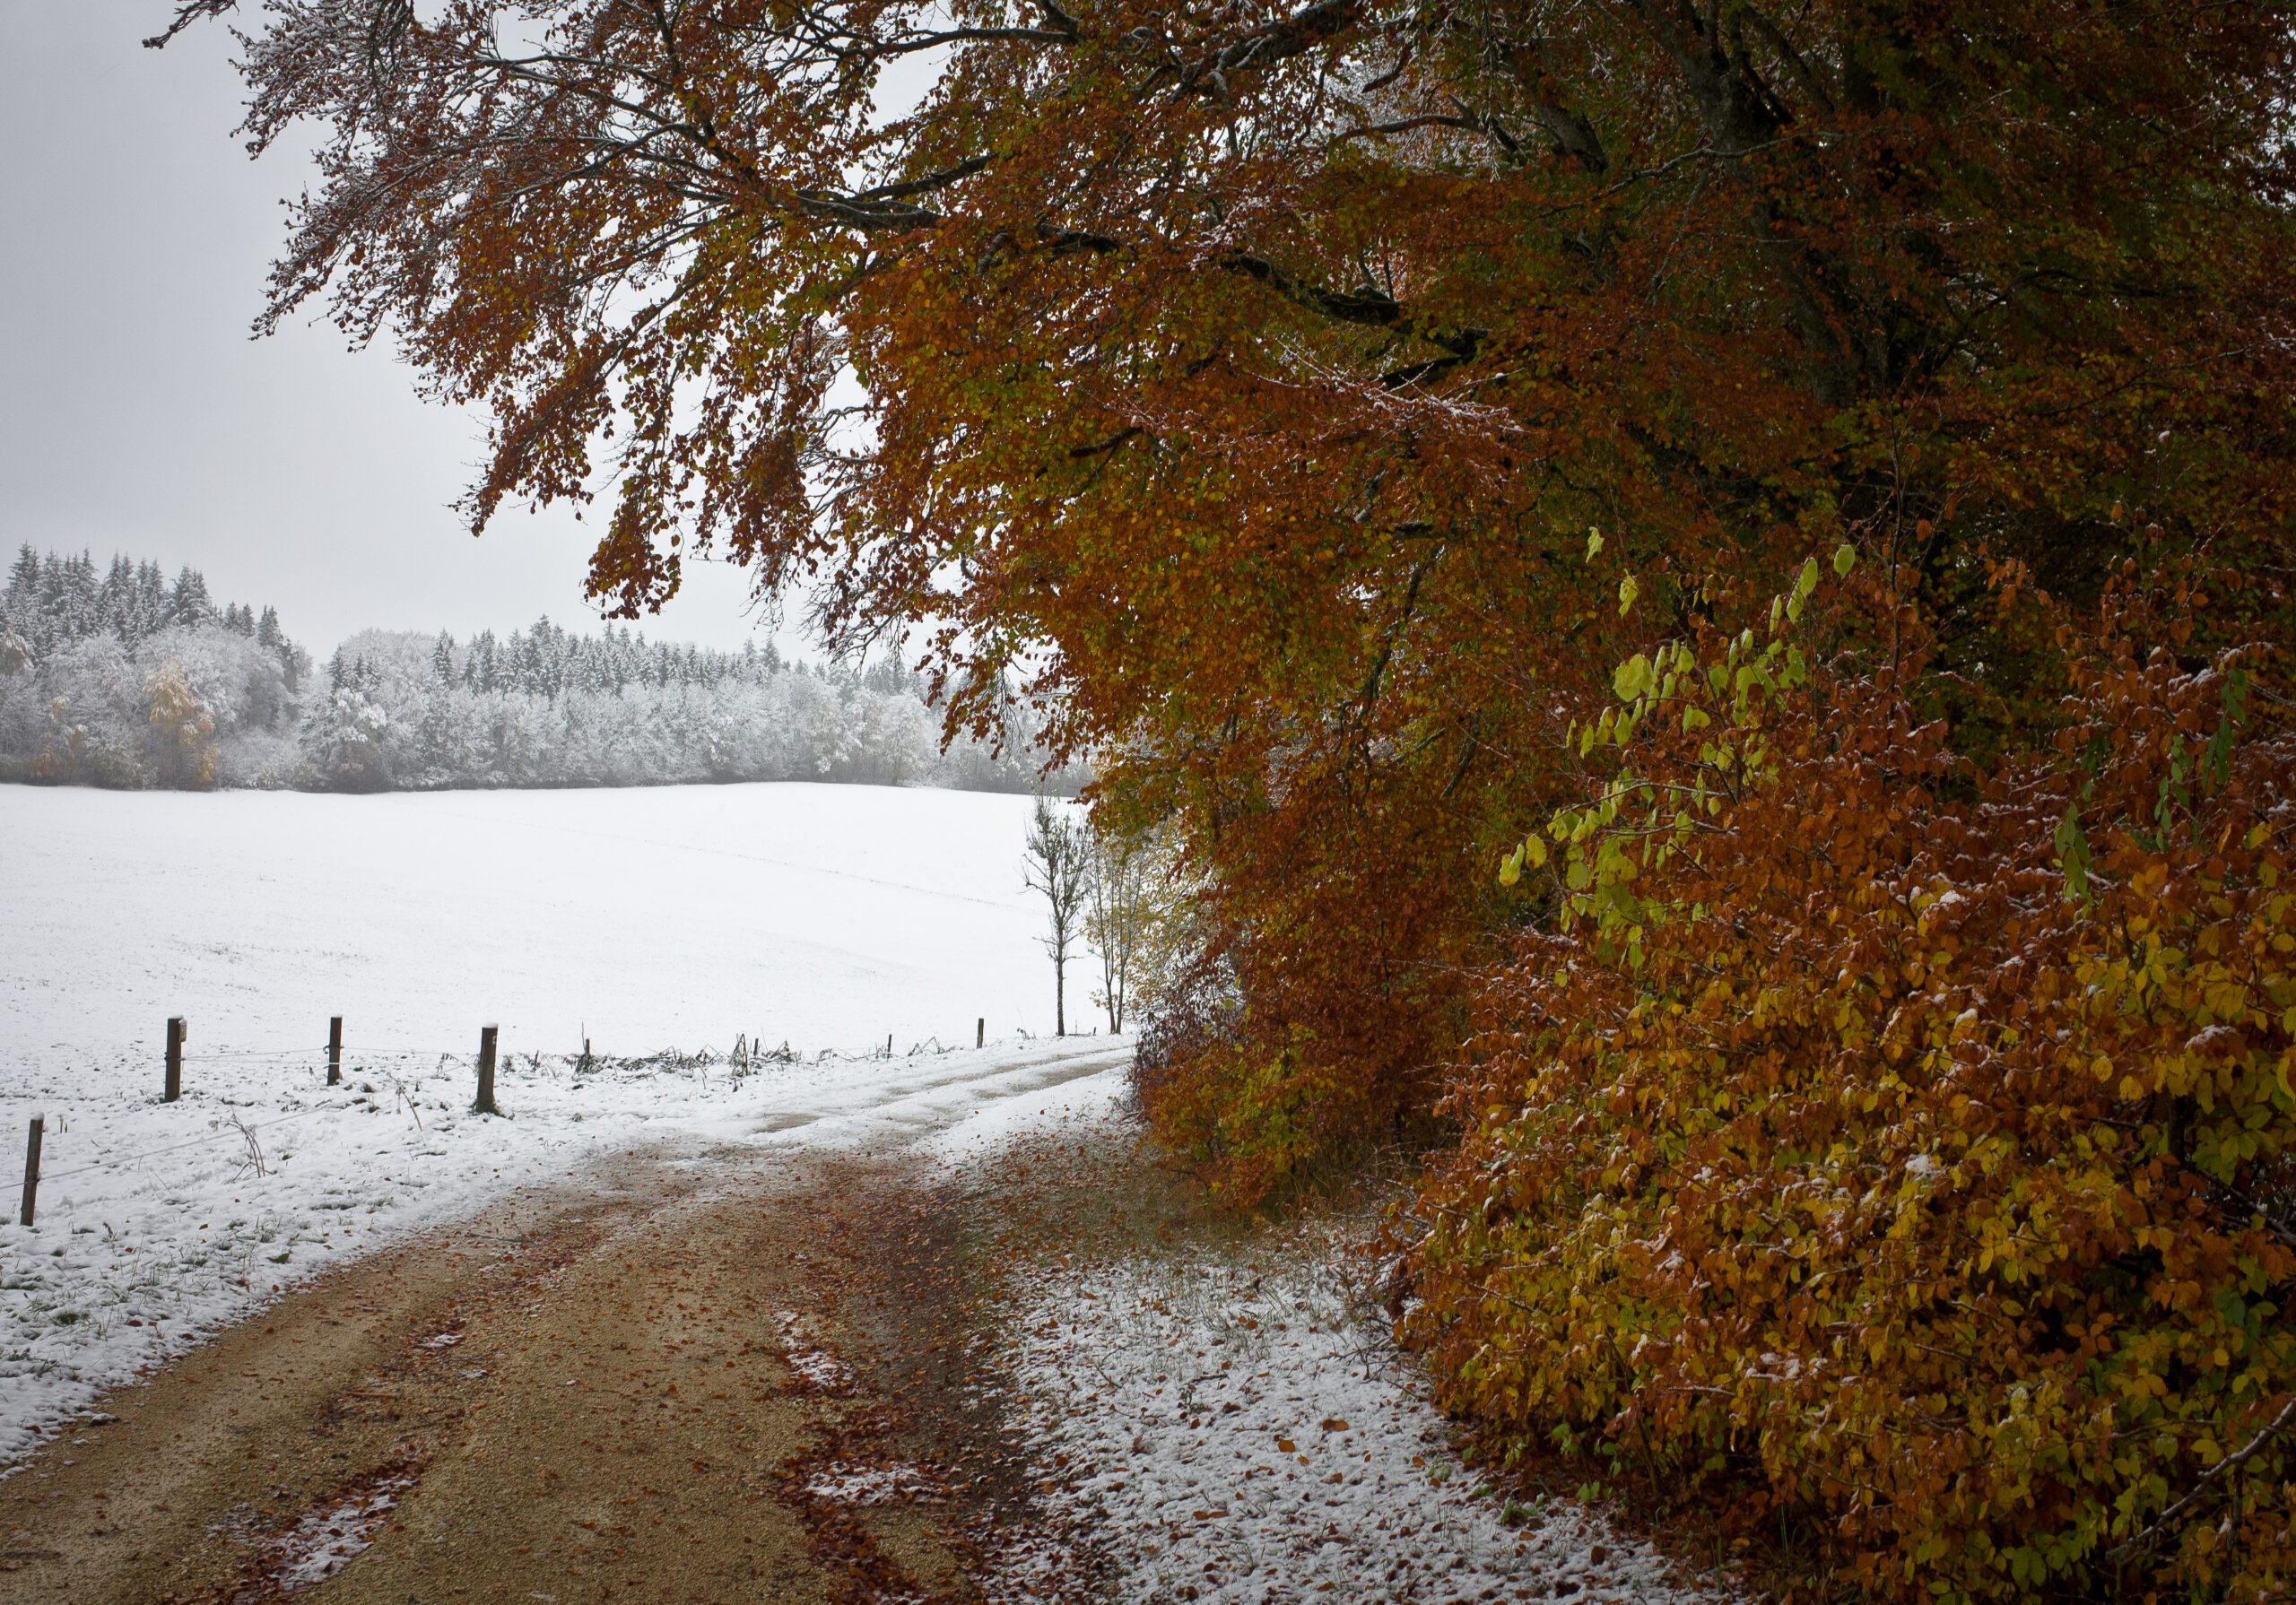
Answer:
921;1069;1742;1603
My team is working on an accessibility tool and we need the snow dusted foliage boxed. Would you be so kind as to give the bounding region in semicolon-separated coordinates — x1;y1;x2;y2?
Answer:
0;548;309;788
0;546;1076;793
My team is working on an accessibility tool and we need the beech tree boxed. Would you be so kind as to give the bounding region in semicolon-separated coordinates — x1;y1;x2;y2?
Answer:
157;0;2296;1124
152;4;2296;1588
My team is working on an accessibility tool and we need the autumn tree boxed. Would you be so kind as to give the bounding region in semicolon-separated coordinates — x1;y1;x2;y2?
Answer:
1410;562;2296;1600
152;1;2296;1586
144;661;218;789
157;0;2296;1174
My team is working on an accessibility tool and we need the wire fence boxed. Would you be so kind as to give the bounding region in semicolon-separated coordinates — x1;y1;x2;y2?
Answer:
34;1100;351;1184
9;1022;1057;1223
148;1037;992;1069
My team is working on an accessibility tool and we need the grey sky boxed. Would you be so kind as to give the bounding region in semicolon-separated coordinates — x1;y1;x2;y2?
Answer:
0;3;776;657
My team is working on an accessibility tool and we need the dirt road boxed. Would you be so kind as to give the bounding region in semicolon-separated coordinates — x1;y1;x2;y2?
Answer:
0;1051;1170;1604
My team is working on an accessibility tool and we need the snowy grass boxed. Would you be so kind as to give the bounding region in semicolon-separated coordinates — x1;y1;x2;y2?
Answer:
929;1067;1739;1605
996;1244;1732;1604
0;1036;1129;1464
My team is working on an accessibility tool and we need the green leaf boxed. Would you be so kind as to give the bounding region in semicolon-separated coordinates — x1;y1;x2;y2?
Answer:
1613;654;1652;702
1618;574;1639;615
2205;664;2250;790
1832;542;1857;577
1586;527;1604;561
2055;803;2091;905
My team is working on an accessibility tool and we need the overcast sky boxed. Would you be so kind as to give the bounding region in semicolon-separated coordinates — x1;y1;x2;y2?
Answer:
0;4;781;656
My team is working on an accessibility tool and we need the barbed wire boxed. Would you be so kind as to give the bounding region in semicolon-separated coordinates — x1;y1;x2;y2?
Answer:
165;1047;330;1061
33;1097;360;1184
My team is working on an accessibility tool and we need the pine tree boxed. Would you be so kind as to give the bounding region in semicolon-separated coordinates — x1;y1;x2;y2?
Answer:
167;566;213;628
100;555;137;640
5;544;37;609
49;551;99;644
129;562;168;640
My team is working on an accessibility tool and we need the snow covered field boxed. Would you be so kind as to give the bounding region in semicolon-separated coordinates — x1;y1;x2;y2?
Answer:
0;779;1116;1460
0;1035;1130;1462
0;782;1071;1066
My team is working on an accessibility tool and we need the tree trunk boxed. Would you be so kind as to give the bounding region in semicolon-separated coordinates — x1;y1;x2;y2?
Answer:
1055;958;1065;1037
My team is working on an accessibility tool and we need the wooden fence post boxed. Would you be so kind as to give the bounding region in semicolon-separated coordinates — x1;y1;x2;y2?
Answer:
328;1016;344;1086
474;1024;499;1115
18;1115;41;1228
164;1017;185;1103
977;1018;985;1049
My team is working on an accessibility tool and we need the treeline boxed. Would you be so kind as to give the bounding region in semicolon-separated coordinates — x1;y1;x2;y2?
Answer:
311;626;1058;791
0;547;310;787
0;547;1065;793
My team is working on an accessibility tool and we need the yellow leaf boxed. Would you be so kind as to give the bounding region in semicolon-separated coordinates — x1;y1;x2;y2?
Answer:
1613;654;1652;702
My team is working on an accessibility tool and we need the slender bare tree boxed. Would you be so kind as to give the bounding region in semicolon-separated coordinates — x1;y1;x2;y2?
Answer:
1022;795;1090;1037
1084;822;1153;1033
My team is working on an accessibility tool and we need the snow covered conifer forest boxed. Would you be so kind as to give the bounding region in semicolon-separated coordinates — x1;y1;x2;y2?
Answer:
0;545;1068;793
